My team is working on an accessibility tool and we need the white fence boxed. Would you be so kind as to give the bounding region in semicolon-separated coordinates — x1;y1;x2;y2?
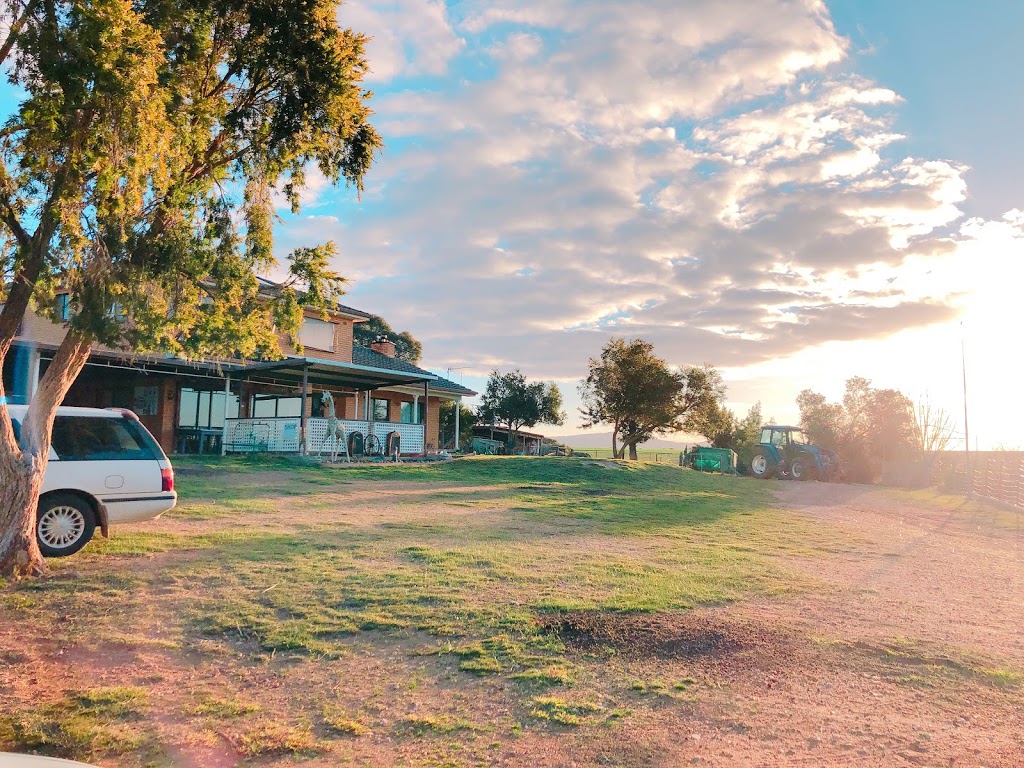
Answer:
224;417;425;455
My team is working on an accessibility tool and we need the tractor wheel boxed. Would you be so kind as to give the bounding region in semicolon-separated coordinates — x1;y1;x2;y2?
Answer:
750;449;776;479
791;460;814;481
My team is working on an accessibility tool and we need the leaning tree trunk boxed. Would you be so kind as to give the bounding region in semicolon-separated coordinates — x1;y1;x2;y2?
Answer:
0;451;47;577
0;329;93;578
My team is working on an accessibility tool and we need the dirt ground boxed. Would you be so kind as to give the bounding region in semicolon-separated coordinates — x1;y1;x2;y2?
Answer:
2;475;1023;767
655;482;1024;767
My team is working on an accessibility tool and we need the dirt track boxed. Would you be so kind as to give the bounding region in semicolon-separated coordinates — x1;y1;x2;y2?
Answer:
663;481;1024;768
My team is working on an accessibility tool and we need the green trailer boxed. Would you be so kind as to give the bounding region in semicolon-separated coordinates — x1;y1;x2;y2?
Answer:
688;446;737;474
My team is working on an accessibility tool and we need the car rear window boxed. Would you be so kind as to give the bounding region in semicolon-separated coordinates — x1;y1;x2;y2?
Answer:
51;415;157;461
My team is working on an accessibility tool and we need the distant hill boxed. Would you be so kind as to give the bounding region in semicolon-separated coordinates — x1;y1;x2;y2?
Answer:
553;432;705;450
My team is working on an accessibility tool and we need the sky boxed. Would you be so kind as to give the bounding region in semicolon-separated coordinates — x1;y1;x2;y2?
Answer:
4;1;1022;448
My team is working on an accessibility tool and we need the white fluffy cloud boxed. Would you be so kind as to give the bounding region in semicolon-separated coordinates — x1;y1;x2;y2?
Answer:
280;0;1001;388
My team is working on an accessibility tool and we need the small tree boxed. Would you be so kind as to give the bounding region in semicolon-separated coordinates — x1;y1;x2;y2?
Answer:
683;364;731;447
578;338;719;460
0;0;381;577
916;395;955;452
439;400;476;451
353;315;422;363
478;370;565;447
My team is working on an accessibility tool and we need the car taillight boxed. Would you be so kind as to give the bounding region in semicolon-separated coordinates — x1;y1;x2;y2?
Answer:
161;467;174;493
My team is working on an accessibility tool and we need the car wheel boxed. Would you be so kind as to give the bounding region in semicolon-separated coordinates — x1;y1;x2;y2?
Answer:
36;494;96;558
750;449;776;479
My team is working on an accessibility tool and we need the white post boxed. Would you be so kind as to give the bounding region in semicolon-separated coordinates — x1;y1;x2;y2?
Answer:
221;375;231;456
454;397;461;452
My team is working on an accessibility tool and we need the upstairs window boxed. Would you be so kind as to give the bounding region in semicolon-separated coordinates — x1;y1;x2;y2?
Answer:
56;293;72;321
298;317;336;352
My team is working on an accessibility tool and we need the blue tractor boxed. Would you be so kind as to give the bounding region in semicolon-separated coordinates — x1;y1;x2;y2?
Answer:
749;425;837;481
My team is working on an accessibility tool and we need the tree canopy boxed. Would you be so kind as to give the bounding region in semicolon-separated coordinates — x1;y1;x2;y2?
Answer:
478;370;565;438
578;338;722;460
797;377;918;482
0;0;381;577
353;316;422;363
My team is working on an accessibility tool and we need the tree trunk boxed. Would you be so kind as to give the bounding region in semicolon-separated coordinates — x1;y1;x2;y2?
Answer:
0;451;46;577
0;328;93;579
628;441;638;461
611;427;619;459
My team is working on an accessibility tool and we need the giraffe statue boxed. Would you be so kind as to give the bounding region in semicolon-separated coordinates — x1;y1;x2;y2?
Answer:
320;391;349;463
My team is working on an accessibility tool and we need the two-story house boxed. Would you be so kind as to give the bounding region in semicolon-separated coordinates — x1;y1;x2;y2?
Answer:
2;279;474;457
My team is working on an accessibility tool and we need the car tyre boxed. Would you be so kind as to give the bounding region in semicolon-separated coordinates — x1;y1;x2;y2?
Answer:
36;493;96;558
750;449;776;479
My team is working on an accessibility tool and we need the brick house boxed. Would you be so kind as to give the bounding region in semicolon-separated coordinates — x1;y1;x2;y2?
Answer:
3;281;475;457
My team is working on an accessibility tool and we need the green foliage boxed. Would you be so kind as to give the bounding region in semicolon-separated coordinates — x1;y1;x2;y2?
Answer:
353;315;423;363
2;0;380;355
440;399;476;450
479;369;566;434
797;377;918;482
579;338;721;459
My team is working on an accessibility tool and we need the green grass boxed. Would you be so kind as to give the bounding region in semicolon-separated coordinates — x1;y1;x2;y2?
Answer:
0;456;865;764
0;687;160;762
9;458;845;665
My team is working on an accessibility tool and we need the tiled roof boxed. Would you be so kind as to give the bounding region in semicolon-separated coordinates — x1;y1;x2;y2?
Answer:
255;276;371;320
352;346;477;396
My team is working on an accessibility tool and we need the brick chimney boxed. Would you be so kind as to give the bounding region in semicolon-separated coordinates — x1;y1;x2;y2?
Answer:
370;334;396;358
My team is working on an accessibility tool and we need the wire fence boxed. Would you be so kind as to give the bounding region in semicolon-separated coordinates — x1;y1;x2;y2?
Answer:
930;451;1024;512
569;448;686;465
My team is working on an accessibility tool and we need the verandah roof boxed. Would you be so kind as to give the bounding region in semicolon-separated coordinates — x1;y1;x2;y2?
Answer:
237;355;435;391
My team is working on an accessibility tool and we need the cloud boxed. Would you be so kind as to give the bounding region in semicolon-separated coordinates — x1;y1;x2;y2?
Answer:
340;0;464;82
276;0;991;383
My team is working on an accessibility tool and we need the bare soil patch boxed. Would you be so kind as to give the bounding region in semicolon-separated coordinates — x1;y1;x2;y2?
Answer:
537;610;787;663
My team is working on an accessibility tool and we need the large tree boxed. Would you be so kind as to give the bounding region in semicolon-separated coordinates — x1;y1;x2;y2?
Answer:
0;0;381;577
478;370;565;443
797;377;918;483
353;315;422;363
578;338;720;460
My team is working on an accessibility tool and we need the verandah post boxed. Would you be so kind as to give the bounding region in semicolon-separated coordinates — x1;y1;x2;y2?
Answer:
300;364;309;455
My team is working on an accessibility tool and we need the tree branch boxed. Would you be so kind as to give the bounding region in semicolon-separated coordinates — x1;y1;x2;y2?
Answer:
0;0;39;68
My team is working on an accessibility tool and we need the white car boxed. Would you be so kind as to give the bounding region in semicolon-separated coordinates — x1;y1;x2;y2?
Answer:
6;405;177;557
0;754;99;767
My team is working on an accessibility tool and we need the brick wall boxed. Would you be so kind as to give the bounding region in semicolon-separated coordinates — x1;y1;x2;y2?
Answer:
278;311;356;363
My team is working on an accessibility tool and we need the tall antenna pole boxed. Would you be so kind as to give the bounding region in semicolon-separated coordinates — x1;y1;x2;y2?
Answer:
961;322;971;497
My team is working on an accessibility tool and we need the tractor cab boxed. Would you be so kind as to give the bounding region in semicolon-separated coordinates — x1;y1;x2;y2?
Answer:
750;425;834;481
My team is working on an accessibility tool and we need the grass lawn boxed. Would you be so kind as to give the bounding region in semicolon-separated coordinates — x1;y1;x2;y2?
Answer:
0;456;1018;766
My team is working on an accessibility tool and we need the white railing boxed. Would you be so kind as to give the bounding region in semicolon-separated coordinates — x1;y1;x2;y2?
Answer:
224;417;302;453
224;417;425;455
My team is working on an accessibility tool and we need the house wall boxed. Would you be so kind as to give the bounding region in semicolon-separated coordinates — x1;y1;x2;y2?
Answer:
278;309;355;364
10;307;460;455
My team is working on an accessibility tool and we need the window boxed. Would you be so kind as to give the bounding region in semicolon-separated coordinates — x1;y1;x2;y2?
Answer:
373;398;389;421
251;395;301;419
298;317;336;352
179;389;239;428
56;293;72;321
400;402;414;424
50;416;156;461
